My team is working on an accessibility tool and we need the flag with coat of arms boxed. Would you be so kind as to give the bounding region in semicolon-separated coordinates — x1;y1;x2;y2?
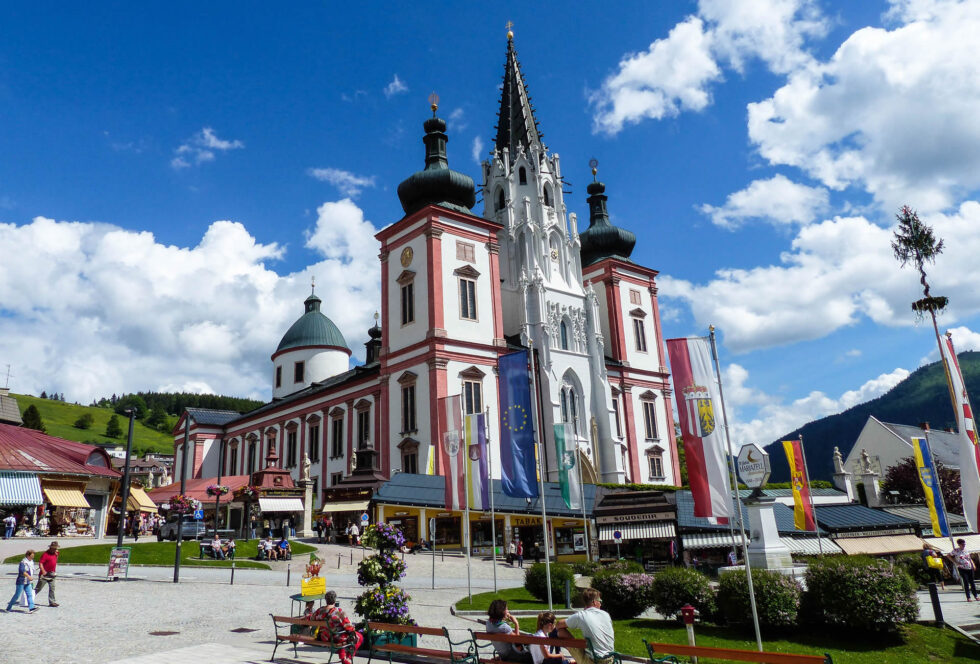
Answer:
940;332;980;531
554;423;582;510
438;395;465;510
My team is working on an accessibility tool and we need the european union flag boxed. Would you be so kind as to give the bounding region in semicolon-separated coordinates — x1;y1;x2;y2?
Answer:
498;349;538;498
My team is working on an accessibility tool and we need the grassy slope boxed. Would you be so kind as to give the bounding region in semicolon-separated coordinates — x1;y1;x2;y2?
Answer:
3;540;315;569
460;588;980;663
14;393;174;455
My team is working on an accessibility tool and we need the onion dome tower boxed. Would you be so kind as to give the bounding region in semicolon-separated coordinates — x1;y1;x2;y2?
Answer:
271;281;351;399
579;164;636;267
397;94;476;216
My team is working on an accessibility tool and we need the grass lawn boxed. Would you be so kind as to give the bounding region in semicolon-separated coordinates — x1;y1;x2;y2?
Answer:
15;393;174;454
458;589;980;663
3;539;316;570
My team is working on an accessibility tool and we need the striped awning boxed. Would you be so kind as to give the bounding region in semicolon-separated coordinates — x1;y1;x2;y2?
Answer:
322;500;369;513
0;472;43;506
42;485;91;508
126;486;158;513
681;532;842;555
924;534;980;554
259;497;304;513
833;534;924;555
599;522;676;542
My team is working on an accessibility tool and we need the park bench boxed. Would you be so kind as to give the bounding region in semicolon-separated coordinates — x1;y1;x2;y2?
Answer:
197;540;235;560
472;631;678;664
364;622;479;664
642;639;833;664
269;614;357;662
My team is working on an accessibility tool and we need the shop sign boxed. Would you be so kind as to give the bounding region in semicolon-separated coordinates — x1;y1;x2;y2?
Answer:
301;576;326;596
437;512;453;517
736;444;770;488
511;516;542;526
596;512;675;524
107;547;131;581
394;511;409;516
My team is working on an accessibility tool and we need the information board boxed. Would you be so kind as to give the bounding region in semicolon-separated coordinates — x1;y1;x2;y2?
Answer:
107;547;131;581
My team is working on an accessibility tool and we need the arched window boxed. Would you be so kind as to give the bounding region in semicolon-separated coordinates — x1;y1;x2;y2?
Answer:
569;388;579;435
560;390;569;424
519;167;527;185
543;183;552;207
560;321;569;350
495;188;505;212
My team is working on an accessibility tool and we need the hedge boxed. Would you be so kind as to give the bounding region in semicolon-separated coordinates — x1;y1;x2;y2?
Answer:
717;569;801;630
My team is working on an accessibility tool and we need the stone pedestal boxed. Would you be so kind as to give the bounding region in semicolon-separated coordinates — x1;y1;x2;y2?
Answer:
861;473;882;506
745;497;793;570
298;480;314;537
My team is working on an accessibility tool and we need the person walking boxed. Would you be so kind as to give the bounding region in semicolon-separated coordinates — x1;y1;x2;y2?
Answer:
516;539;524;568
249;515;257;541
34;542;59;607
349;522;359;546
921;542;945;590
556;588;614;664
4;549;38;613
3;513;16;539
949;538;978;601
508;539;517;566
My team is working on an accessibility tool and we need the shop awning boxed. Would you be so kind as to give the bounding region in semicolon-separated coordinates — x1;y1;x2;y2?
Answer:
599;522;676;542
322;500;369;513
833;534;924;555
42;485;91;508
0;472;43;506
259;497;304;513
924;534;980;553
682;531;844;555
126;486;158;513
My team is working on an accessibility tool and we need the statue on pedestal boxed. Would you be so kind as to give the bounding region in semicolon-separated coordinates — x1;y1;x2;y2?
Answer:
302;454;311;482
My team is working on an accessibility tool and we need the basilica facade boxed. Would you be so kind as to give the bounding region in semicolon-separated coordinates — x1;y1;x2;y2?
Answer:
173;35;679;512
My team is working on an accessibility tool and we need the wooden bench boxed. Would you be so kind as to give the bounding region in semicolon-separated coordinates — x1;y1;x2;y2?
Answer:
643;639;833;664
364;622;478;664
470;630;593;663
269;614;356;662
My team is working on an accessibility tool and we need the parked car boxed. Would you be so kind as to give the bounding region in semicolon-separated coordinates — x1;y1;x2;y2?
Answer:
157;516;207;541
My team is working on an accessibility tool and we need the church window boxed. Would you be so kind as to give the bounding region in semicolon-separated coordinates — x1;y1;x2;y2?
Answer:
229;446;238;475
519;167;527;185
560;390;569;423
401;384;417;434
648;452;664;479
275;365;282;388
330;416;344;458
629;289;642;305
247;440;256;475
309;424;320;463
560;321;569;350
463;380;483;415
331;472;342;486
286;430;297;468
401;282;414;325
543;183;552;207
495;188;505;212
642;397;658;440
294;361;305;384
403;451;418;475
456;241;475;263
569;389;579;435
612;394;622;438
459;278;477;320
356;404;371;449
633;318;648;352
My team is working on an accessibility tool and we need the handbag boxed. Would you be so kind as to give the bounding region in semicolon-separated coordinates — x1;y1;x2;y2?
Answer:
927;555;943;570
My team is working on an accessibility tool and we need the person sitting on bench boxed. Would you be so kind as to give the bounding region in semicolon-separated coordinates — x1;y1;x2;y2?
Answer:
313;591;363;664
277;536;292;560
556;588;614;664
210;534;225;559
532;612;575;664
486;599;533;664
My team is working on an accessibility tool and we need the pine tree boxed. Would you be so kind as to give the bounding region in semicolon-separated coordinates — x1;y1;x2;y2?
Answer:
40;391;47;399
22;405;46;432
105;414;123;438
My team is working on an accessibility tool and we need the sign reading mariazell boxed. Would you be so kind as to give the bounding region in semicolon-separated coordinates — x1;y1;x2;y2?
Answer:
736;443;771;488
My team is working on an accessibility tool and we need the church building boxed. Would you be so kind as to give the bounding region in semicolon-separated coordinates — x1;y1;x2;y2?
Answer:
173;33;680;522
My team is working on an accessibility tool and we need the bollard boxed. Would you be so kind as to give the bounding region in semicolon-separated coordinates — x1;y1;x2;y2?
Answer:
350;550;353;565
338;554;341;569
564;579;572;609
230;560;235;586
287;564;291;587
928;582;944;627
441;549;445;562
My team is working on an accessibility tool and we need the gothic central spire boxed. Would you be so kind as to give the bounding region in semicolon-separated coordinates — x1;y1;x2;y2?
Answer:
494;32;544;157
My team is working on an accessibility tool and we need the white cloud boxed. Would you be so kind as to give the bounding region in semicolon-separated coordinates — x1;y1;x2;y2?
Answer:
723;363;909;444
0;202;380;403
663;201;980;353
918;325;980;364
383;74;408;99
307;167;377;198
471;136;484;164
171;127;244;170
591;0;826;134
699;174;828;228
748;1;980;212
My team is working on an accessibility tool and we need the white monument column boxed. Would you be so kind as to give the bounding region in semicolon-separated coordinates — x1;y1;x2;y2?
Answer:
737;444;792;571
298;454;314;537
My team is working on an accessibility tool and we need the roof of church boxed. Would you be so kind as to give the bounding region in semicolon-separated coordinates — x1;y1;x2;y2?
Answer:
494;34;544;156
579;176;636;267
275;291;350;355
397;113;476;216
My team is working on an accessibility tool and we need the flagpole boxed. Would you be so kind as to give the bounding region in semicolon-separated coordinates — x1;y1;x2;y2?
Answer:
709;326;762;652
528;338;553;609
486;406;498;593
921;423;956;550
462;400;472;604
583;417;594;562
797;434;824;556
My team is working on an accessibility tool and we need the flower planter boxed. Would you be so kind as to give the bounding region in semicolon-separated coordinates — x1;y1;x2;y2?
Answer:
367;630;418;650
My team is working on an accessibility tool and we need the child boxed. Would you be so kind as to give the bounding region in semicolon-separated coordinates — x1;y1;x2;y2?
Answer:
532;612;574;664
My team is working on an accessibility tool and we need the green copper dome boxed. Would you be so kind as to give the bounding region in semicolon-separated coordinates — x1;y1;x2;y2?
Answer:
275;292;350;354
397;115;476;216
579;179;636;267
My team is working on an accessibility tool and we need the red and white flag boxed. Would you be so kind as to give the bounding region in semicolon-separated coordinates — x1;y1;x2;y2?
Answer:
438;395;465;511
940;333;980;531
667;336;733;522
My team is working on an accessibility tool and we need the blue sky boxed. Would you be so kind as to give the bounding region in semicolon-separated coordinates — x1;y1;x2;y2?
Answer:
3;1;980;446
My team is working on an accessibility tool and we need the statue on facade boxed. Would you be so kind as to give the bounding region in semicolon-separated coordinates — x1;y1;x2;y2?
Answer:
350;449;357;473
302;454;311;482
833;446;845;474
860;448;873;474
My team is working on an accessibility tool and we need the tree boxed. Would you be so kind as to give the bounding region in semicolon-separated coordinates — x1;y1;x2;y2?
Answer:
22;405;46;432
105;414;123;438
39;391;47;400
73;413;95;430
146;405;168;429
892;205;947;319
881;455;962;516
114;394;148;419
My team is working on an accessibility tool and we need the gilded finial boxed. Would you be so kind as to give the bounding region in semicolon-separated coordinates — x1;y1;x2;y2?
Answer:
589;157;599;181
311;276;316;294
374;311;380;323
506;20;514;40
428;91;439;116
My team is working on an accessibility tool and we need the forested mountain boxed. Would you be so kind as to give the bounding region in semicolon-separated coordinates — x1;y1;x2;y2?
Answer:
764;351;980;482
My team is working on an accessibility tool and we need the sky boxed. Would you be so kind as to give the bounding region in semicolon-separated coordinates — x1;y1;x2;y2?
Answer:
2;0;980;448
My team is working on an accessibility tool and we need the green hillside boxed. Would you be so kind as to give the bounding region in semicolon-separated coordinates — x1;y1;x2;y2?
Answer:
764;351;980;482
14;393;175;455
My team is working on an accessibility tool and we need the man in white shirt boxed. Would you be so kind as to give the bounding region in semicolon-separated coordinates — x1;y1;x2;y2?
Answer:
950;538;978;601
3;514;16;539
556;588;614;664
349;523;360;546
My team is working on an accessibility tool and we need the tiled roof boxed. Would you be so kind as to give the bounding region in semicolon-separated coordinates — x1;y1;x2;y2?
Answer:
0;423;120;478
878;421;961;467
146;475;251;505
811;503;918;532
675;490;827;535
879;505;970;534
374;473;597;518
0;392;22;426
186;408;242;427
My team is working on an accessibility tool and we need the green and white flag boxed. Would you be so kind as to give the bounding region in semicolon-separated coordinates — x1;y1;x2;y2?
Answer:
554;423;582;510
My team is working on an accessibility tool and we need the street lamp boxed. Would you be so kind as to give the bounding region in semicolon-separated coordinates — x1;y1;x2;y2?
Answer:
174;409;190;583
116;409;137;548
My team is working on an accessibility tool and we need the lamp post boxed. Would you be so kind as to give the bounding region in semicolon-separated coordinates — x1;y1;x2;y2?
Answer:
174;409;190;583
213;438;225;537
116;409;137;548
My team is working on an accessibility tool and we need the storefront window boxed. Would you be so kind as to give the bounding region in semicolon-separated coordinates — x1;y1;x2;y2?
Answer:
386;516;419;544
434;516;461;546
470;519;503;553
554;526;586;556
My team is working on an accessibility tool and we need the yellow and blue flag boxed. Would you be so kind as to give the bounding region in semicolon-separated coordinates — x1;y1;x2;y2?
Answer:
912;437;950;538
